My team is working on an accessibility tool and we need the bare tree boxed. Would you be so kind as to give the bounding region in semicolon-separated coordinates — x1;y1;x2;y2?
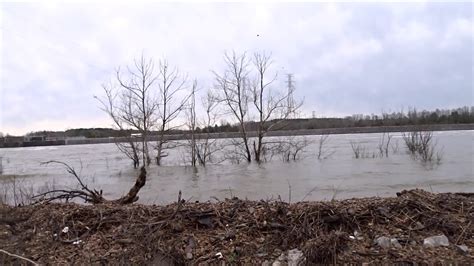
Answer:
186;81;198;167
391;139;400;154
278;136;310;162
377;132;392;158
214;51;252;162
317;133;334;160
97;86;141;168
155;60;191;165
96;56;158;168
251;52;302;163
185;85;222;167
195;90;221;166
214;51;303;163
402;130;443;165
350;141;369;159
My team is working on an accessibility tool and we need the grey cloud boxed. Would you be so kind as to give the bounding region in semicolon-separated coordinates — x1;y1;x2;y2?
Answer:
0;2;472;135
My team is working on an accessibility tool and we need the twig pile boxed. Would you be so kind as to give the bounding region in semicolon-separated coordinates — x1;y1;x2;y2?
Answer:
0;189;472;265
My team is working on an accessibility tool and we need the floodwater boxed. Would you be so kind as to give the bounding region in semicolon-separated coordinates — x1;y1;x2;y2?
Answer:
1;130;473;204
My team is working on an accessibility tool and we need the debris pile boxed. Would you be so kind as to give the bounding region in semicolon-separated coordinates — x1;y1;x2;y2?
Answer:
0;189;472;264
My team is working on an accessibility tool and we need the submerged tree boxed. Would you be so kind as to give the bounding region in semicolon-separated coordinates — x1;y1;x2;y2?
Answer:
96;56;158;168
155;60;191;166
214;52;252;162
317;133;334;160
186;86;220;167
195;90;221;166
98;56;193;168
213;51;303;163
402;129;443;165
97;87;142;168
186;80;198;166
251;52;302;163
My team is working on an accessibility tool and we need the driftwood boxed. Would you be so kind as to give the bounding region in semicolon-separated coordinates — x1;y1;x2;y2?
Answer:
113;166;147;204
33;161;147;205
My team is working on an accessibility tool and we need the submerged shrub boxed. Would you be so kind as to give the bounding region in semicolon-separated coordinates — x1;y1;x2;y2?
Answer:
402;130;443;166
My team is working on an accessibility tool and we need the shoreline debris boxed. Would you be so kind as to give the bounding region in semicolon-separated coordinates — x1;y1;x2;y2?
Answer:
0;189;472;264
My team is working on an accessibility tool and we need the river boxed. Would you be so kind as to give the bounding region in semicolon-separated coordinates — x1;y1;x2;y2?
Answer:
1;130;473;204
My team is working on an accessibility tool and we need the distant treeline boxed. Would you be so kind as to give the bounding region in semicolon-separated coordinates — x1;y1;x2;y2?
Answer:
23;106;474;138
179;106;474;134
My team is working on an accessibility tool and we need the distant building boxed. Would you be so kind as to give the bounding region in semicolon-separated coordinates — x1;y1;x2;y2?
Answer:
24;135;46;142
66;136;87;141
1;136;24;148
65;136;86;145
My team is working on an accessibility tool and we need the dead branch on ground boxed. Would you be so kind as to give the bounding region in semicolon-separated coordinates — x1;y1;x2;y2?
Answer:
0;248;38;265
33;161;147;205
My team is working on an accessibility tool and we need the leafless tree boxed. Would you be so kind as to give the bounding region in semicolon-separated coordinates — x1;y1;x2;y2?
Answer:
186;81;198;167
350;141;371;159
317;133;334;160
155;60;191;165
214;51;303;163
391;139;400;154
116;135;142;169
402;130;443;165
194;90;221;166
224;142;246;164
214;51;252;162
96;56;158;168
278;136;310;162
251;52;302;163
377;132;392;157
97;85;141;168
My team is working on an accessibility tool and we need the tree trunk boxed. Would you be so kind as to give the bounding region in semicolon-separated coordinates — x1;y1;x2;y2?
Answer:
115;167;147;204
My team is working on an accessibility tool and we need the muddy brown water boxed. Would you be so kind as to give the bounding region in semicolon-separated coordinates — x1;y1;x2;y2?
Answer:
0;130;472;204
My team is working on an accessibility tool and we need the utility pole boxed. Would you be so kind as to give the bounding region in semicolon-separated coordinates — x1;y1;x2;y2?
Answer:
286;74;295;118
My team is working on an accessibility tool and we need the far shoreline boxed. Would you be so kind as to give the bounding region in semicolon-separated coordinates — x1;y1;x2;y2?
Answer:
1;123;473;148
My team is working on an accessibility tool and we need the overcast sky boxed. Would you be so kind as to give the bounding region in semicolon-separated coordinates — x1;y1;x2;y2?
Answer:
1;2;472;135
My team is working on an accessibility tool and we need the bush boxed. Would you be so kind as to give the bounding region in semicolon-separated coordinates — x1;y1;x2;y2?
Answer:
402;130;442;165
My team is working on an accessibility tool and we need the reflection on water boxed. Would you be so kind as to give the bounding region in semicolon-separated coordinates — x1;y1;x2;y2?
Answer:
1;130;473;204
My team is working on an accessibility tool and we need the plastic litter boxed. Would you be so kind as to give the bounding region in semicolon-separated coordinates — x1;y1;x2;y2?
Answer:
390;238;402;248
287;249;304;266
375;236;401;249
353;230;363;240
456;244;469;254
423;235;449;248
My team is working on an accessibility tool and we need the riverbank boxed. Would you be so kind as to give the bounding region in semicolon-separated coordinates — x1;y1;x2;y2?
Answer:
1;189;472;264
53;123;474;146
2;123;473;148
